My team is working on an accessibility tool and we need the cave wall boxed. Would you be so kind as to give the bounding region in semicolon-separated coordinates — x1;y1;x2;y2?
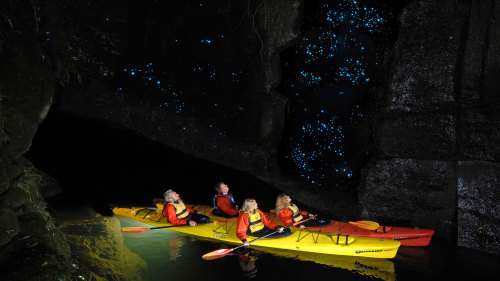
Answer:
56;0;300;179
0;0;77;279
359;0;500;254
53;0;335;212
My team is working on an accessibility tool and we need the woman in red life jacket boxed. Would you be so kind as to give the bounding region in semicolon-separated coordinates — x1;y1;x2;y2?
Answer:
212;182;239;217
163;189;210;226
275;193;331;228
237;198;291;246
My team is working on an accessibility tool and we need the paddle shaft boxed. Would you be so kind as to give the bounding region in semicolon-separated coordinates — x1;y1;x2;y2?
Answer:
149;225;186;230
231;227;284;252
151;220;216;229
123;220;218;232
235;215;317;251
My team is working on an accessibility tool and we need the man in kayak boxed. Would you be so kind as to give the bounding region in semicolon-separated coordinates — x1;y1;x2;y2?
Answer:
237;198;291;246
212;181;239;217
163;189;210;226
275;193;331;228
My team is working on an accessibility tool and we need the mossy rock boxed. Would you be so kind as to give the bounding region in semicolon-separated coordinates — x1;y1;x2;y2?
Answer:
0;235;75;281
59;214;147;281
18;210;72;259
3;180;33;208
0;205;19;246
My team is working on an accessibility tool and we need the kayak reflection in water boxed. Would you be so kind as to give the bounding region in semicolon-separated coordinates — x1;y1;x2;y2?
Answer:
275;193;332;228
237;249;259;278
163;189;210;226
162;237;187;261
237;198;292;246
212;181;239;218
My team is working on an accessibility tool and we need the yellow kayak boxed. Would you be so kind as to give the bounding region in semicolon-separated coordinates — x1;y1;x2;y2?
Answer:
113;204;400;259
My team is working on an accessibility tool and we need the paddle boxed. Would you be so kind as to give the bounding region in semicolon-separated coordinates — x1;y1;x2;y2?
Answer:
348;220;380;230
268;209;379;231
122;220;223;233
202;215;316;260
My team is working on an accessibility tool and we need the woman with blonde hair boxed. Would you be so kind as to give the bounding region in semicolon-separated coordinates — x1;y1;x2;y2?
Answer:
236;198;291;246
275;193;331;228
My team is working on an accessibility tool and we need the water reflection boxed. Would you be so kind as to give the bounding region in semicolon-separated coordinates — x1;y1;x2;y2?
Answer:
116;216;500;281
396;246;430;270
243;247;396;281
162;237;188;261
236;250;260;278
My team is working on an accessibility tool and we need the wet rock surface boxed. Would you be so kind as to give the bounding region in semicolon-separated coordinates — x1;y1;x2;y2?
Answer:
0;163;74;281
360;0;500;254
58;208;147;281
0;1;76;279
359;158;457;238
457;161;500;253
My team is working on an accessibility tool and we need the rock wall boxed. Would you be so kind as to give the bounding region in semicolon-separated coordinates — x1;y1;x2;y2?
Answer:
360;0;500;254
55;0;300;182
0;1;77;280
58;211;147;281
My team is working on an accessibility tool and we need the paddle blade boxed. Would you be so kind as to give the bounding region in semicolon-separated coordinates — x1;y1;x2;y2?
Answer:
349;220;380;230
202;248;234;260
374;226;392;233
122;227;151;233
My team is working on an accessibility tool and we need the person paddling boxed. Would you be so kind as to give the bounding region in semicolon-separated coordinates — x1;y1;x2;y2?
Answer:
163;189;210;226
237;198;291;246
212;182;239;217
275;193;331;228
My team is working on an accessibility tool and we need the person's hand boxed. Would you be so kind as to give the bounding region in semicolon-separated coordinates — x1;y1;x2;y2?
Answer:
299;225;305;229
308;213;315;217
277;227;284;232
189;220;197;227
243;241;250;246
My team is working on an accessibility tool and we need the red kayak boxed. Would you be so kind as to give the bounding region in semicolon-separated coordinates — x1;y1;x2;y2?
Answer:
268;214;434;246
309;221;434;246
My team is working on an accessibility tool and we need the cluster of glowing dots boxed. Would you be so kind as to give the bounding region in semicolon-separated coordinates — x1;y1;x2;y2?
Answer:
120;62;184;114
289;0;387;186
337;58;369;84
193;64;216;80
297;0;387;87
300;71;322;86
324;0;386;33
290;111;354;185
301;33;338;64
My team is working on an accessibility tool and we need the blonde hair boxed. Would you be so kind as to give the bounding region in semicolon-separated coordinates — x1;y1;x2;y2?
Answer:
241;198;257;212
163;189;175;202
275;193;290;213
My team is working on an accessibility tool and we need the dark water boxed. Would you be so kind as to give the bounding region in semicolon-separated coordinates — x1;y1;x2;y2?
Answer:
27;110;500;281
